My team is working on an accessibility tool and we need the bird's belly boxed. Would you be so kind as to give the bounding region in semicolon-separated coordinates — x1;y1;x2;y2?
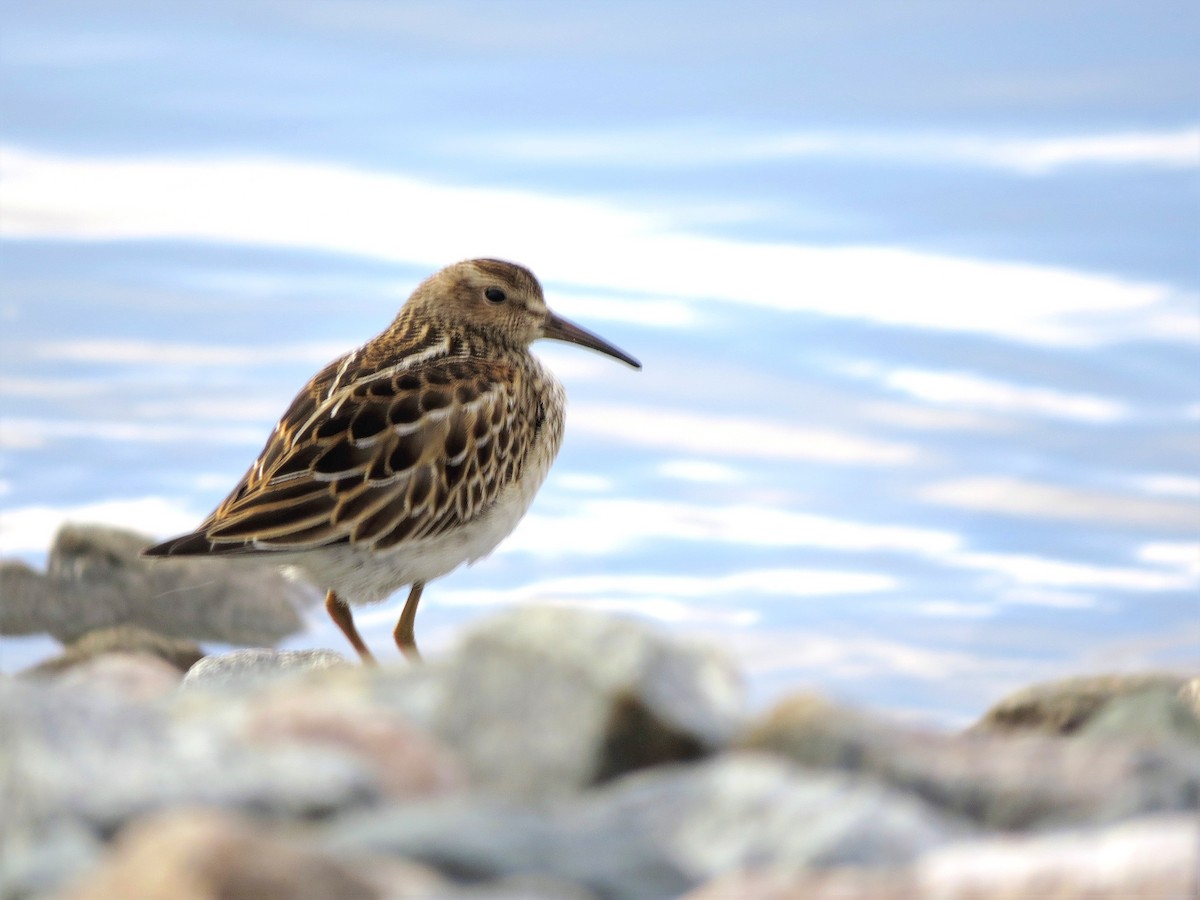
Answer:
288;445;556;606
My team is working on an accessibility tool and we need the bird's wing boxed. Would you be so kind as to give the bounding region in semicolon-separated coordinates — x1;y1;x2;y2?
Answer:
149;353;540;556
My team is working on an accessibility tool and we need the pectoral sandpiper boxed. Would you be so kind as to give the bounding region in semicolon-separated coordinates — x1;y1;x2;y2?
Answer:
144;259;640;663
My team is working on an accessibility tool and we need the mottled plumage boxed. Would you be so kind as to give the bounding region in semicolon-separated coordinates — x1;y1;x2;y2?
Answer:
144;259;640;662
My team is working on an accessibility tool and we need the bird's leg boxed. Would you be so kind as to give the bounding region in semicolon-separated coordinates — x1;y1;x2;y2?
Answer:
325;590;376;665
394;581;425;662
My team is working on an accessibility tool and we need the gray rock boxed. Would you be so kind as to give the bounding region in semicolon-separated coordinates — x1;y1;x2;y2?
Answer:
684;814;1200;899
971;672;1195;736
0;675;382;896
49;653;187;703
362;659;450;731
23;624;204;675
425;606;743;797
601;753;962;874
0;820;103;900
325;754;962;899
1;523;315;644
15;593;1197;900
1078;686;1200;750
0;561;45;634
233;674;466;801
58;809;383;900
912;813;1200;900
182;648;351;690
740;692;1200;830
1178;677;1200;718
685;870;914;899
327;800;649;896
438;876;598;899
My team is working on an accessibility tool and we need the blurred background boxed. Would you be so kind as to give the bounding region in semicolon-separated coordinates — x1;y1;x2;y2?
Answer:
1;0;1197;725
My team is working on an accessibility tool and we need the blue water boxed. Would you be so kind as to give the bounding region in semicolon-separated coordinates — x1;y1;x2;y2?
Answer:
2;1;1197;725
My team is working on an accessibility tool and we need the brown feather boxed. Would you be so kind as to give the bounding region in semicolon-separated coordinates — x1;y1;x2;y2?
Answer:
192;350;538;553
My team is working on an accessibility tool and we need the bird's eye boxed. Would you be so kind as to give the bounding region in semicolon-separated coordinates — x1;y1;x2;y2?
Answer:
484;287;507;304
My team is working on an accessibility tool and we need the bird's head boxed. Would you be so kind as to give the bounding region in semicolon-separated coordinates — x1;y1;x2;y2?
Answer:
409;258;641;369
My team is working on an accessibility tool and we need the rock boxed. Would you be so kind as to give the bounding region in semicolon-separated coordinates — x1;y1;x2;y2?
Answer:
325;753;963;899
740;692;1200;829
445;876;599;898
359;659;449;731
181;648;351;689
1078;685;1200;749
920;814;1199;899
426;606;743;797
0;560;46;634
915;814;1200;899
0;820;104;900
8;592;1195;900
684;870;915;899
739;693;894;766
612;753;960;874
49;653;186;702
1179;677;1200;718
971;672;1194;736
684;814;1199;899
59;809;385;900
0;675;382;895
239;683;465;800
0;523;314;645
326;795;688;899
23;624;204;675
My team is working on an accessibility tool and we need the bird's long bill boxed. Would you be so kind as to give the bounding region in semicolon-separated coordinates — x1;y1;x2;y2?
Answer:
543;312;642;369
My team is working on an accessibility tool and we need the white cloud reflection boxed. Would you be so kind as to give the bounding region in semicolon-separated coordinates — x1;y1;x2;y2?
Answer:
657;459;744;483
573;404;921;465
880;369;1128;423
996;587;1098;610
719;628;993;683
351;568;897;630
477;127;1200;175
1133;474;1200;499
920;476;1200;531
3;145;1194;346
503;498;961;557
0;417;265;450
0;497;202;555
1137;541;1200;579
953;550;1196;592
33;339;345;367
432;569;896;607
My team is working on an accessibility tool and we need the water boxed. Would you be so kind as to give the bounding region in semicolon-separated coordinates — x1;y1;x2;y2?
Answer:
2;1;1197;725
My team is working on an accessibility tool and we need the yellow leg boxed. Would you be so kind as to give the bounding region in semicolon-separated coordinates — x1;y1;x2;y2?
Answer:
393;581;424;662
325;590;376;665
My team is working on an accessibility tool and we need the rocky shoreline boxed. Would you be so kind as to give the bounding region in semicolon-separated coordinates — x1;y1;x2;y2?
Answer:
2;527;1198;898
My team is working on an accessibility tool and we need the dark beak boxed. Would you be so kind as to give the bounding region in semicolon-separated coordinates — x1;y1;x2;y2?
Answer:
542;312;641;369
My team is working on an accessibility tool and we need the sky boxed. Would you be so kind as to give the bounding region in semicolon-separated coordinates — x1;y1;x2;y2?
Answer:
1;0;1197;725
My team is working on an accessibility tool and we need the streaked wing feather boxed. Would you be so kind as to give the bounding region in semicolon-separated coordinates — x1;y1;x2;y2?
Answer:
195;355;534;553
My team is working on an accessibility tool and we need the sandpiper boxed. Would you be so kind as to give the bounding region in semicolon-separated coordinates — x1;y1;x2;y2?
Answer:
144;259;640;662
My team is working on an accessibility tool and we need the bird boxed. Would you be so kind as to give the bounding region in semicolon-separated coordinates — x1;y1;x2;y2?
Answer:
143;258;640;663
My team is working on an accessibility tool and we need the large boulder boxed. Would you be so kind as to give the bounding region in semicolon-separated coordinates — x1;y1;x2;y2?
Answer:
423;605;743;797
684;814;1200;899
325;754;964;899
60;810;384;900
740;692;1200;830
971;673;1195;736
0;523;314;644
